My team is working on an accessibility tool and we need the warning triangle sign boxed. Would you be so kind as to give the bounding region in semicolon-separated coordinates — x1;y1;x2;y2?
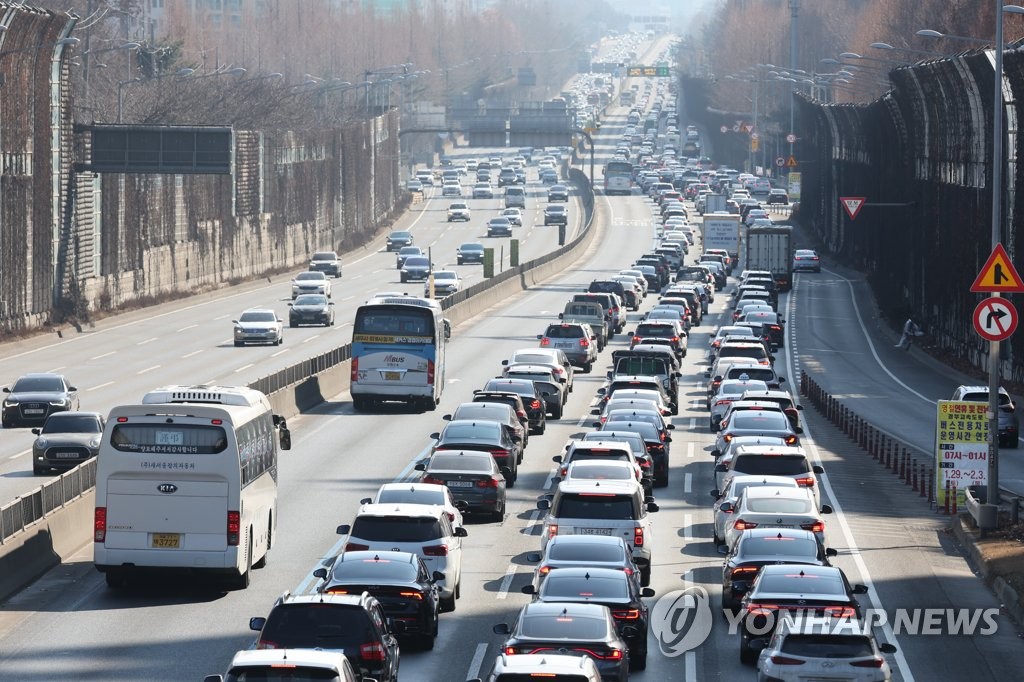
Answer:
840;196;866;220
971;243;1024;293
742;123;754;134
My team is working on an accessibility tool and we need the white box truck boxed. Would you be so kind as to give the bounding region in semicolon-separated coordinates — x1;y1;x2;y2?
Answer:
745;225;794;291
702;213;742;259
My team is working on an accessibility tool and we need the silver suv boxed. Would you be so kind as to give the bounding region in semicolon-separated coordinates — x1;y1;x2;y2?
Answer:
538;479;658;585
951;385;1019;447
538;322;598;372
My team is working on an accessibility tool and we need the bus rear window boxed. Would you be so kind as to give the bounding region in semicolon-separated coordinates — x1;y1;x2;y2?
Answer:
110;424;228;454
354;308;434;340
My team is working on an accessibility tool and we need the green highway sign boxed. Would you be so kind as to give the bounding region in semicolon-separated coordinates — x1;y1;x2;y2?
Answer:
626;66;671;77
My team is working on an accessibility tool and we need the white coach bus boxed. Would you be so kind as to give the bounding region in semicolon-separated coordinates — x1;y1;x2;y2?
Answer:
93;385;291;589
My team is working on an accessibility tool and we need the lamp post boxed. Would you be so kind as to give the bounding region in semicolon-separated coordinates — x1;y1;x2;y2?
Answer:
870;42;947;58
81;41;139;104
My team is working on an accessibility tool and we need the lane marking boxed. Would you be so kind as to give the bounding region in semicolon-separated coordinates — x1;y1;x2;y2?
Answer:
687;441;695;459
47;366;65;373
181;349;204;359
684;472;692;494
682;512;693;544
466;643;489;682
8;449;29;460
87;381;114;392
271;349;290;357
137;365;160;374
213;314;231;321
90;352;114;360
302;334;320;344
137;337;157;346
176;324;198;332
496;564;517;600
234;363;254;373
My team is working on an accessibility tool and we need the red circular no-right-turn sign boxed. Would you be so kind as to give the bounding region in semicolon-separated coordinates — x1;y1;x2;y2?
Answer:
973;297;1019;341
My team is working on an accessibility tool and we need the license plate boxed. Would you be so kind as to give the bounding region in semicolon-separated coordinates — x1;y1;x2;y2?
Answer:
151;533;180;549
578;528;612;536
384;371;401;381
24;409;44;414
53;452;80;459
448;481;473;488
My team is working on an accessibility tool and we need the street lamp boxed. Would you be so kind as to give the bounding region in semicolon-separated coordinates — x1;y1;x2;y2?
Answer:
870;42;947;57
916;28;990;45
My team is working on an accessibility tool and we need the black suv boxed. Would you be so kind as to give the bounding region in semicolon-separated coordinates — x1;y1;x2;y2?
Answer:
588;280;628;304
249;592;401;680
479;379;547;435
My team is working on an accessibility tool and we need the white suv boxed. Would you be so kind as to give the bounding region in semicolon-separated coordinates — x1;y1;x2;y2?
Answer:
336;503;467;612
538;479;658;585
472;653;601;682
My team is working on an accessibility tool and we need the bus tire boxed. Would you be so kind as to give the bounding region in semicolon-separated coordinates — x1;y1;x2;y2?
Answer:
232;533;252;590
253;518;271;569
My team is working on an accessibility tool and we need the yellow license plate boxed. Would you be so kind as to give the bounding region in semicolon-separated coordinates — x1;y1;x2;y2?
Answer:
151;533;180;549
384;371;401;380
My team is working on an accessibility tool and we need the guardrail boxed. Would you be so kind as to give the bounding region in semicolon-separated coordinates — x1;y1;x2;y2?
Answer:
0;166;596;546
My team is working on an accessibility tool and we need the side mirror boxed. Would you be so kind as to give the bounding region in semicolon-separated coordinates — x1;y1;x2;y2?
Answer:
287;303;294;307
433;570;446;581
812;465;825;474
778;376;786;383
607;371;613;379
879;643;898;654
414;462;426;471
591;408;600;415
390;619;407;634
719;501;734;513
646;501;660;512
454;526;469;538
666;424;676;430
704;371;711;378
641;587;656;598
203;676;224;682
442;414;453;421
557;313;564;319
748;637;768;654
336;524;351;535
826;547;839;557
596;387;606;395
537;499;551;510
500;466;513;479
231;320;239;324
592;421;602;428
717;544;729;555
454;500;469;511
31;428;40;435
249;617;266;631
794;426;804;434
521;585;537;595
820;504;834;514
359;497;372;505
853;584;869;595
714;463;727;472
492;623;511;635
313;567;328;580
429;432;440;440
664;436;672;443
537;334;543;339
796;405;804;410
710;489;721;499
279;427;291;451
527;552;542;562
552;455;563;463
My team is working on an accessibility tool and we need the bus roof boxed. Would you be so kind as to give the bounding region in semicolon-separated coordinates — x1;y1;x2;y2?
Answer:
142;384;270;408
363;295;442;311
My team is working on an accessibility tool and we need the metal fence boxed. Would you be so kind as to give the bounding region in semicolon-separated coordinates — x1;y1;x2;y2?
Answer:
0;163;596;545
796;47;1024;382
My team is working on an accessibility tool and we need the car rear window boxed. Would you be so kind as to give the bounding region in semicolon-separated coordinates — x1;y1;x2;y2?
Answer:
520;613;608;640
732;412;791;430
429;454;491;472
616;358;670;376
739;536;819;558
780;634;874;658
757;573;845;596
226;666;341;681
555;493;636;520
568;452;631;466
351;516;442;542
258;603;370;651
541;573;630;600
733;455;810;475
636;324;675;336
545;325;585;338
330;557;418;583
549;542;625;563
442;423;498;440
727;367;776;382
376;488;445;506
719;346;768;361
454;405;511;422
568;463;633;481
746;497;812;514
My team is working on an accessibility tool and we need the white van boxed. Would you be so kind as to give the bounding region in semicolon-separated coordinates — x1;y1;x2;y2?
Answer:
93;385;291;589
504;185;526;208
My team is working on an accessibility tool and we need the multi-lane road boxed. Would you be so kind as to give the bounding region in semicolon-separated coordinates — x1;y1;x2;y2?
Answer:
2;65;1024;682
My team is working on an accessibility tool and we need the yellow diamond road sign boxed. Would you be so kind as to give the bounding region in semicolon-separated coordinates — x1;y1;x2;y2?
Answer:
970;243;1024;293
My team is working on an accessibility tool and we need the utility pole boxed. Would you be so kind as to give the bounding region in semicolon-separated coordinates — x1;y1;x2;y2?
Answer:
789;0;799;159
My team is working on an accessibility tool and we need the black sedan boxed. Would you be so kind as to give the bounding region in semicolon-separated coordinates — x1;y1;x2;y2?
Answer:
2;373;79;429
416;450;507;522
738;564;868;664
31;411;105;475
288;294;335;327
720;528;836;611
429;419;521;485
480;378;547;435
314;550;442;650
547;184;569;202
543;204;568;226
522;567;655;671
493;602;631;681
386;230;414;252
598;419;671;488
456;242;486;265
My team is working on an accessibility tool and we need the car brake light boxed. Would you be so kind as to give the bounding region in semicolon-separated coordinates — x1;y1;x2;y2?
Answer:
733;518;758;531
632;336;642;344
802;521;825;533
714;399;731;407
423;544;448;557
540;337;551;347
517;409;528;419
770;655;806;665
504;646;518;655
580;337;590;348
399;591;424;600
784;435;798;445
671;336;679;343
350;357;359;382
360;642;386;662
538;565;552;576
93;507;107;543
634;527;644;547
723;434;733;443
548;524;558;539
227;511;240;546
771;325;781;331
559;466;568;477
427;359;435;385
477;476;501;488
851;658;886;668
795;476;815;487
421;476;444;485
824;606;858;618
612;609;641;620
746;603;778;616
343;540;371;552
490;448;509;458
531;400;542;410
730;566;758;577
255;640;279;650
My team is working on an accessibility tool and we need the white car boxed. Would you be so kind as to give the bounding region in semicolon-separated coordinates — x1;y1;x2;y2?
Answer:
232;308;284;347
709;378;770;430
291;270;331;298
207;649;360;682
472;183;494;199
361;482;465;528
441;181;462;197
755;614;897;682
501;208;524;226
426;270;462;297
447;202;471;222
710;474;799;545
722;485;833;550
336;503;467;612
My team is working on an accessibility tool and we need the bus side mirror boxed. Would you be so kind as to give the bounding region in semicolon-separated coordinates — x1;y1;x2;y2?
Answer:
443;319;452;340
279;427;292;451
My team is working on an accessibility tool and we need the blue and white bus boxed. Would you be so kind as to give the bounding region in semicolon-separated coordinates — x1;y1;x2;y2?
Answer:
351;295;451;411
603;161;633;196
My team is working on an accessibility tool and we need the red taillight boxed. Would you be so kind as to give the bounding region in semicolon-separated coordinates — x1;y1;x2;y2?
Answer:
612;609;641;620
714;399;731;407
633;527;644;547
746;603;777;617
477;477;500;488
824;606;858;618
504;646;518;655
227;511;240;546
538;565;552;575
597;648;624;661
795;476;815;487
733;518;758;531
559;466;568;477
94;507;107;543
531;399;542;410
671;336;679;343
723;434;733;443
802;521;825;533
255;640;279;650
770;655;806;665
638;459;651;468
345;542;370;551
360;642;387;662
489;448;509;458
399;591;424;601
580;337;590;348
771;325;781;331
548;524;558;539
423;544;448;557
350;357;359;382
517;409;528;419
784;435;798;444
427;359;435;385
659;431;666;442
421;476;444;485
851;658;886;668
730;566;758;578
632;336;642;344
540;337;551;347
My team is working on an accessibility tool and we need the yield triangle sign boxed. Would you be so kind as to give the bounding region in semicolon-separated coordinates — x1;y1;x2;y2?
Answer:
742;123;754;134
840;196;866;220
971;243;1024;292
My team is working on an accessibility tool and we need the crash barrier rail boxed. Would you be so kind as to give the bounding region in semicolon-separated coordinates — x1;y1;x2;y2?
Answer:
0;460;97;545
0;165;596;545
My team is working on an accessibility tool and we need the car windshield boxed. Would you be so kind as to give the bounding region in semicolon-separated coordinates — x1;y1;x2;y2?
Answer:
330;557;418;582
434;272;458;281
511;353;556;365
719;347;768;361
295;272;325;281
602;422;658;441
311;252;336;261
239;311;276;323
257;603;370;651
541;573;630;600
391;231;411;239
555;494;635;520
519;613;608;640
460;243;483;252
293;295;327;306
734;455;809;475
350;516;442;542
429;454;492;472
739;536;820;558
404;257;430;267
41;413;100;434
12;376;64;392
399;247;420;255
780;634;874;658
